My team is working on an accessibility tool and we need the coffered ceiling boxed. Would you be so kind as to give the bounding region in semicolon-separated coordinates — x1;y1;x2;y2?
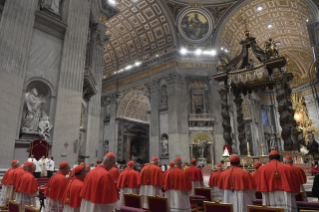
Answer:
218;0;315;88
103;0;175;77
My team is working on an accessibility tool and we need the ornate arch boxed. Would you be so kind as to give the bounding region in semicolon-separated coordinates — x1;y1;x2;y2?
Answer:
117;90;150;123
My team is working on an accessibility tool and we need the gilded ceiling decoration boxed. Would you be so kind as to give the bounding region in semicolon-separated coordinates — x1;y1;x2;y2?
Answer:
219;0;315;88
103;0;175;77
117;91;150;123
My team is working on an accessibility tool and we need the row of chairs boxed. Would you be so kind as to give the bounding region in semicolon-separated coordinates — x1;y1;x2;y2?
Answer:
0;200;39;212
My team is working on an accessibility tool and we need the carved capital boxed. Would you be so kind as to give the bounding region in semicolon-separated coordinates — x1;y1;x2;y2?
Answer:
151;79;160;93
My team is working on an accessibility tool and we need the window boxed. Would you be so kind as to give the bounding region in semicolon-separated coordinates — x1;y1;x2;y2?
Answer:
261;109;268;125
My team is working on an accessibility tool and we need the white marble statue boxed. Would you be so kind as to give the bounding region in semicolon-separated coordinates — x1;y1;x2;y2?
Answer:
38;112;53;139
21;88;47;133
197;139;208;158
41;0;61;14
160;137;168;156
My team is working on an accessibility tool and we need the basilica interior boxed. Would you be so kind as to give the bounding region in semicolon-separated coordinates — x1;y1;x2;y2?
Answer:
1;0;319;170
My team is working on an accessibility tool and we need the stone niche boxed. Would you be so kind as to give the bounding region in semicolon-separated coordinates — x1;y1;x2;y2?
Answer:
189;132;214;164
20;80;53;141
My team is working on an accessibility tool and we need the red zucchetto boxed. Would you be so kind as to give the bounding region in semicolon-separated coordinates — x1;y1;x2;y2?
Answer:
230;155;240;163
191;158;196;163
169;162;174;167
60;161;69;168
74;165;84;174
174;157;181;162
152;157;158;161
269;150;280;155
105;152;116;158
27;162;34;168
254;162;262;168
127;161;134;167
11;160;18;165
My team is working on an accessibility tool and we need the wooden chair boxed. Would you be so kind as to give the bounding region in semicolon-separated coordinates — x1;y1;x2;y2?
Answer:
24;205;40;212
8;200;21;212
255;191;263;199
203;201;233;212
194;188;213;202
147;195;169;212
247;204;284;212
296;192;305;201
123;193;143;209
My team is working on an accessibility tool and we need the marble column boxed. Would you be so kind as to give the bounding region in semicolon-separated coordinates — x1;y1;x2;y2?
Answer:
0;0;38;167
52;0;91;166
149;79;160;159
166;73;189;162
102;93;117;155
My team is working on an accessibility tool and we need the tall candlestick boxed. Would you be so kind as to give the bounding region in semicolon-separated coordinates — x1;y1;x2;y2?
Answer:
247;142;249;149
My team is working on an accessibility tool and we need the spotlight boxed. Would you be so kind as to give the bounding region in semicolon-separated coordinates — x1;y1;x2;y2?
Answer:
156;54;159;57
221;47;224;50
125;65;132;70
225;49;228;52
195;49;202;55
135;61;141;66
306;19;309;22
108;0;117;5
180;48;187;55
211;50;216;56
257;6;263;11
268;24;272;28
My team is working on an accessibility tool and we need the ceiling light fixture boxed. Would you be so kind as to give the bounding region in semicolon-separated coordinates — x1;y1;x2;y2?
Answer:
257;6;263;11
108;0;117;5
268;24;272;28
135;61;141;66
221;47;224;50
306;19;309;22
180;48;187;55
195;49;202;55
211;50;216;56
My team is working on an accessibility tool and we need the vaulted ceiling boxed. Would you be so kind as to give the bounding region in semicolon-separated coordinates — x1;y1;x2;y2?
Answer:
218;0;316;88
103;0;176;77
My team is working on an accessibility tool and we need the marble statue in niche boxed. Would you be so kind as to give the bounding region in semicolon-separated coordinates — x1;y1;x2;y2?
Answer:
21;88;52;139
103;140;109;155
160;134;169;156
41;0;61;14
196;139;208;158
160;85;167;108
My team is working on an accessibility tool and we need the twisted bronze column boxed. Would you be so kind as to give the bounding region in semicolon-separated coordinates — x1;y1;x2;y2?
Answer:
218;85;232;149
233;91;247;155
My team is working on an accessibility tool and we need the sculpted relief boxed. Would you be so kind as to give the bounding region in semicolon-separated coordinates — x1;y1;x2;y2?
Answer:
41;0;61;14
21;87;53;140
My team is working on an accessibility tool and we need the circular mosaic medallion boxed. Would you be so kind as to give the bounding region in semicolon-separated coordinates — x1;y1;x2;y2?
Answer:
177;8;214;44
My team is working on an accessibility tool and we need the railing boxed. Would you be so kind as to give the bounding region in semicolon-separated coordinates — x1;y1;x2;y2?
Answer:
188;114;215;121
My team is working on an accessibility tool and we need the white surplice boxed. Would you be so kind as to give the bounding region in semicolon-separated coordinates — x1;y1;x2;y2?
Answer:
210;186;222;201
39;159;47;177
79;199;120;212
220;189;256;212
15;191;38;212
0;185;7;204
190;181;202;195
165;189;191;212
45;197;64;212
119;187;139;205
5;185;14;202
46;160;55;171
262;191;298;212
139;185;162;209
63;205;80;212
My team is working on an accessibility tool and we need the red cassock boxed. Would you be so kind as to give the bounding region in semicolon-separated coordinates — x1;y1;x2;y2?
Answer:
68;169;76;180
11;167;25;187
208;170;222;187
218;166;256;190
184;165;203;181
286;163;307;184
62;178;84;208
44;171;69;200
109;166;120;181
15;171;38;194
117;167;139;189
80;165;118;204
139;163;164;186
164;167;192;191
163;169;172;179
250;170;257;185
2;168;15;185
256;160;300;193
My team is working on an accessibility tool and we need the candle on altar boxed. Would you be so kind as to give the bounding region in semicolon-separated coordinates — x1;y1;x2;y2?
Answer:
247;142;249;149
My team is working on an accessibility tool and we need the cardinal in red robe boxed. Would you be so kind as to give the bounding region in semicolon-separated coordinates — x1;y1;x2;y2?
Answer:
284;155;308;201
109;164;120;184
10;161;27;200
256;150;300;212
208;163;223;200
2;160;20;204
69;163;85;180
15;162;38;211
164;157;192;212
218;155;256;212
164;162;174;178
139;157;164;208
80;152;120;212
85;165;91;173
62;165;87;212
117;161;140;205
250;161;262;186
45;161;71;212
184;158;204;194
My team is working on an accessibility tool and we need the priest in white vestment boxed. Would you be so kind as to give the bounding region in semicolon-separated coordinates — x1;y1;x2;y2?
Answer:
46;156;55;178
39;156;47;177
164;157;192;212
218;155;256;212
257;151;300;212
